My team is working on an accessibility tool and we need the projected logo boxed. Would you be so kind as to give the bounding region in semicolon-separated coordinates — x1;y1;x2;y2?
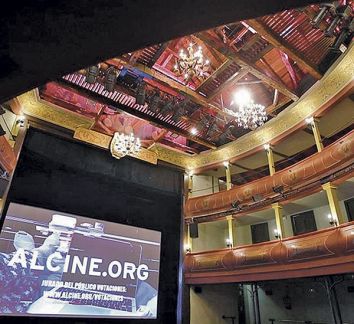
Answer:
0;203;161;319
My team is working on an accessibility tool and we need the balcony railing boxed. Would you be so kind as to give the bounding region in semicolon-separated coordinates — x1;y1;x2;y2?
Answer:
184;221;354;284
185;130;354;220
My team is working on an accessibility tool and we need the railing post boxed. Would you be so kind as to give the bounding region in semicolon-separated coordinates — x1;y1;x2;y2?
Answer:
264;144;275;176
225;161;235;247
322;182;346;225
272;203;285;239
306;117;323;152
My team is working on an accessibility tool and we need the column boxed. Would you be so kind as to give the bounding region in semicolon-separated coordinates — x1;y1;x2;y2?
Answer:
226;216;234;247
272;203;285;239
306;117;323;152
225;161;232;190
186;173;194;252
224;162;234;247
264;144;275;176
322;182;345;225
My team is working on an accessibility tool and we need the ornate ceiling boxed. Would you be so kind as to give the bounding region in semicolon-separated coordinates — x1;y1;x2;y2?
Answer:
9;3;354;175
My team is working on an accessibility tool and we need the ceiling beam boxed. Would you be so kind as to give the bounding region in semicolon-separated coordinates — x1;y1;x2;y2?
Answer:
207;67;249;102
266;96;292;115
108;58;212;107
107;58;235;120
196;59;234;92
195;31;299;101
246;19;322;79
57;79;217;149
147;42;171;68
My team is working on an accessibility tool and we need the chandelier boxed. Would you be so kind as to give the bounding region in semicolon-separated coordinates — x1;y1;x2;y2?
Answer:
225;89;268;130
110;132;141;159
173;43;210;82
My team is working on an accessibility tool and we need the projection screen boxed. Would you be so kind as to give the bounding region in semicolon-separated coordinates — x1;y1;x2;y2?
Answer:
0;203;161;319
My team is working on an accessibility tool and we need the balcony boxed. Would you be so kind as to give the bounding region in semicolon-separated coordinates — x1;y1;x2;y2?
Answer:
185;221;354;284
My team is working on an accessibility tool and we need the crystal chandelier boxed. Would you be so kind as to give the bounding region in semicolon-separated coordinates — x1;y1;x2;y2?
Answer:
173;43;210;82
225;89;268;130
110;132;141;159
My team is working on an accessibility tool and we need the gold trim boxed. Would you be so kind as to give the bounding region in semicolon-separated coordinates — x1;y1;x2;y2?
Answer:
15;44;354;170
74;127;112;149
17;90;94;131
74;128;158;165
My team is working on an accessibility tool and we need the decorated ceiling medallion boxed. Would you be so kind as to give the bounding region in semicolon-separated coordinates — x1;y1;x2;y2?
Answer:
225;89;268;130
173;42;210;82
110;132;141;159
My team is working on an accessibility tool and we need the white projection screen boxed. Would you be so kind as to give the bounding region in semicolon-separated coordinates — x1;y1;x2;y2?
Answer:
0;203;161;319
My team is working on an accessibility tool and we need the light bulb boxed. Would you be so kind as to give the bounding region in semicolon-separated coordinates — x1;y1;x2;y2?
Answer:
190;127;198;135
233;89;252;106
306;116;314;125
223;161;229;168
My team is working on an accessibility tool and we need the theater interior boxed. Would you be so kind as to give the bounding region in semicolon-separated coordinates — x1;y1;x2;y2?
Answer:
0;1;353;323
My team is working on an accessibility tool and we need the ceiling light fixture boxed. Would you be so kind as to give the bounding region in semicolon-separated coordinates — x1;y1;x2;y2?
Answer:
190;127;198;135
173;43;210;82
110;132;141;160
226;89;267;130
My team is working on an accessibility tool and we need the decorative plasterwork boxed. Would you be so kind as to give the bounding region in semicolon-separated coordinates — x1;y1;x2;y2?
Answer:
16;89;94;131
15;44;353;170
74;128;158;165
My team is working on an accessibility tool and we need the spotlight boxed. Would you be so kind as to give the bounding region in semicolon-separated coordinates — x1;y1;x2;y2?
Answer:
171;99;188;123
205;122;219;139
311;3;336;29
325;5;352;37
231;200;242;211
330;23;352;52
159;100;174;117
135;81;146;105
325;15;342;37
85;65;100;84
104;67;117;92
148;91;161;114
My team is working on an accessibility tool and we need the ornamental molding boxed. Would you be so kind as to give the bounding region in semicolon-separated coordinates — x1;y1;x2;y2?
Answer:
15;43;354;170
